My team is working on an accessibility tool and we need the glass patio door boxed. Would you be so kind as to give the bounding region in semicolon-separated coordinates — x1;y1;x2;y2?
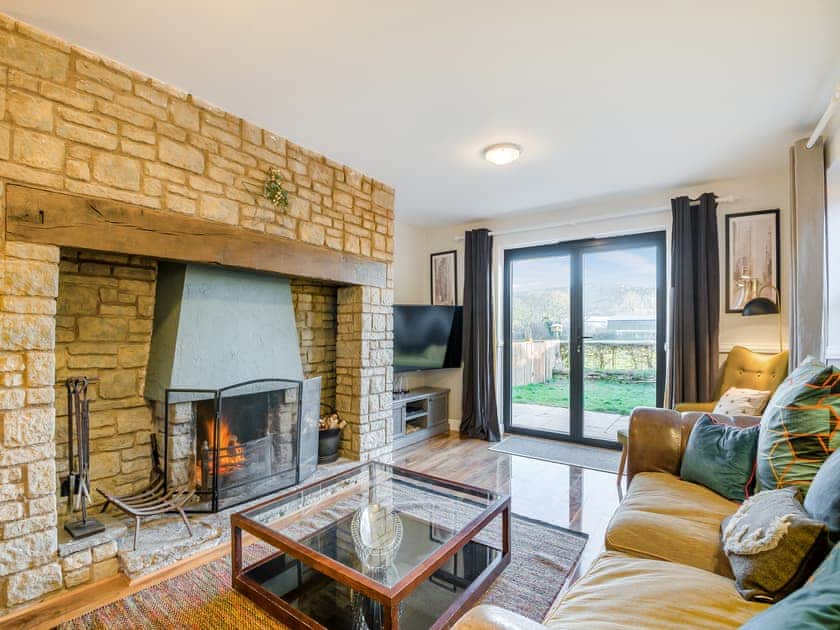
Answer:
506;253;573;436
503;232;665;447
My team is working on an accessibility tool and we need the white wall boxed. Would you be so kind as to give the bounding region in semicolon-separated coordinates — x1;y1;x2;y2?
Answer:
394;170;792;424
393;221;427;304
825;115;840;365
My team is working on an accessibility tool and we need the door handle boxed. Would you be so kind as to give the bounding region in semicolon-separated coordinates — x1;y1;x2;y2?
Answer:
576;336;593;353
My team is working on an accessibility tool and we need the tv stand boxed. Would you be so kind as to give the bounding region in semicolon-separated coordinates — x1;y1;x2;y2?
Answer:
392;387;449;449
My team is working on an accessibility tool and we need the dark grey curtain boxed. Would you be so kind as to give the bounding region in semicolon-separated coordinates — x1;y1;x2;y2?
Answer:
668;193;720;406
460;229;500;441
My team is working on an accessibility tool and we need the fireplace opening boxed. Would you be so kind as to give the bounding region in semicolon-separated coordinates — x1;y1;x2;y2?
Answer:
163;379;308;512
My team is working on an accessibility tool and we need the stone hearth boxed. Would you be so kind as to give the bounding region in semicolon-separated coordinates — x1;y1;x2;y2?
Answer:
53;456;358;587
0;13;395;616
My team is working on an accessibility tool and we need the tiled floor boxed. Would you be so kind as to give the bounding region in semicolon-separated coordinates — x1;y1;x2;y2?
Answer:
512;403;629;442
393;431;623;581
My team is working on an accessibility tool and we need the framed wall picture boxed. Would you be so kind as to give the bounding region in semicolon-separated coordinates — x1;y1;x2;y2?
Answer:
430;250;457;305
725;209;780;313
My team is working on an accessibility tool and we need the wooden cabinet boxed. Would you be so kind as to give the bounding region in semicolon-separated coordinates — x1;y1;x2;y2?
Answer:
392;387;450;448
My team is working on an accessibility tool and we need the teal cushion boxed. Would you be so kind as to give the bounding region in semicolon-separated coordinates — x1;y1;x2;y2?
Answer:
739;543;840;629
756;358;840;495
680;415;759;501
804;447;840;542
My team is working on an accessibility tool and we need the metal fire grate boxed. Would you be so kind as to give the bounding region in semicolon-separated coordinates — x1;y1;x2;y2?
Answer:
163;378;305;513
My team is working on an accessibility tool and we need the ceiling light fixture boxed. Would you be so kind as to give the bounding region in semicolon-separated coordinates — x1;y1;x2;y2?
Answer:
483;142;522;166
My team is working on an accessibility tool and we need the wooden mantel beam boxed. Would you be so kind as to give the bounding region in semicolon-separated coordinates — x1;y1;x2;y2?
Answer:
4;185;387;287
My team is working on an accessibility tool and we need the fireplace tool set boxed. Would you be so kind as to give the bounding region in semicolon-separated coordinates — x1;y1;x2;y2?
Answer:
64;377;106;538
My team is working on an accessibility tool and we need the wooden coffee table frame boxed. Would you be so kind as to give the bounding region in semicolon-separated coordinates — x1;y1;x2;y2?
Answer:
231;462;511;629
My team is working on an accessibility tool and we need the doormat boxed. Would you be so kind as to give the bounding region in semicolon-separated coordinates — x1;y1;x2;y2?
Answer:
490;435;621;474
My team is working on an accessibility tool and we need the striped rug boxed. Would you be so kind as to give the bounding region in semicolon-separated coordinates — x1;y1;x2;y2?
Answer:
58;515;587;629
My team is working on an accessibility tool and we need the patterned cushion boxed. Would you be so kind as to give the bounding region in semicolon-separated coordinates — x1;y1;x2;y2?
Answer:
714;387;771;416
755;358;840;495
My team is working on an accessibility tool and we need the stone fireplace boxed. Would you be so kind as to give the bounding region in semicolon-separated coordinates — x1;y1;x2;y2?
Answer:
0;14;395;615
142;261;318;512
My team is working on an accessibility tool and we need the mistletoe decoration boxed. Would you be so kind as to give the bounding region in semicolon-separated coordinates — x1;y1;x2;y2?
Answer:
264;168;289;209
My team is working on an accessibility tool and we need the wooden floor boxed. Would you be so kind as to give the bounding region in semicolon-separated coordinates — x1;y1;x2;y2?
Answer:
394;432;621;578
4;432;622;629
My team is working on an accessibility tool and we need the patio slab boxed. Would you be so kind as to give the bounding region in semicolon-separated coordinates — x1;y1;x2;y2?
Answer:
511;403;629;442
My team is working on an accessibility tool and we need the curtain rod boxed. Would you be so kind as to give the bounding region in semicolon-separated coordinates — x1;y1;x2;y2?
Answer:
806;81;840;150
453;195;737;241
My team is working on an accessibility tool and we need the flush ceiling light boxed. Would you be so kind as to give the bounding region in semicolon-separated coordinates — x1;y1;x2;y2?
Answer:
483;142;522;166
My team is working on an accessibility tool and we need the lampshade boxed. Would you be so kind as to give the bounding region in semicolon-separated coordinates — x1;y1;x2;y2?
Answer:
482;143;522;166
742;297;779;316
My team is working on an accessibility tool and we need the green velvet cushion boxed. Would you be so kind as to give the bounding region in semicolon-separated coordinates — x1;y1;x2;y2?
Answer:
756;358;840;495
739;543;840;629
680;415;759;501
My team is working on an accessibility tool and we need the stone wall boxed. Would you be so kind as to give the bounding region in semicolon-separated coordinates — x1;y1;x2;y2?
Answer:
0;15;395;260
0;13;395;614
291;280;337;411
336;285;394;460
54;249;156;513
0;238;62;609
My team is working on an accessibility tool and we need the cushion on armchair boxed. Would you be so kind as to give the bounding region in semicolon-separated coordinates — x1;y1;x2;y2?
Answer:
713;387;770;416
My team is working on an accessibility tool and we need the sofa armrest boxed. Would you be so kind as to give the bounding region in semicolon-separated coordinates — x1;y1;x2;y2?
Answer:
674;401;717;412
626;407;692;481
452;605;545;630
627;408;761;482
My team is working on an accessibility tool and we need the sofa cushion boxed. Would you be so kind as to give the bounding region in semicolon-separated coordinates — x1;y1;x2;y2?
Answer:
680;415;759;501
606;472;739;576
756;357;839;495
722;487;830;602
453;605;545;630
739;544;840;629
544;551;769;629
804;446;840;542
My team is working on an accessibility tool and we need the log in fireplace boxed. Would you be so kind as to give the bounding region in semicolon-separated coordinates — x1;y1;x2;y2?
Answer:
161;378;319;512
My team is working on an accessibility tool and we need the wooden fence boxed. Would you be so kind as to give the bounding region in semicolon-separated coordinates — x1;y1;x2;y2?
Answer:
511;340;656;386
511;340;566;387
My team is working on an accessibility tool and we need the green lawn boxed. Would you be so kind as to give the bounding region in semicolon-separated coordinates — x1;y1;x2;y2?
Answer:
512;374;656;416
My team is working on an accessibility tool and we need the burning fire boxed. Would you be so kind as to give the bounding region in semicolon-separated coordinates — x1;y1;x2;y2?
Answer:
195;417;246;486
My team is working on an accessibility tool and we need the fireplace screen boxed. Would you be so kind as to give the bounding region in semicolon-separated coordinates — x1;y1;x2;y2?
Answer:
163;379;304;512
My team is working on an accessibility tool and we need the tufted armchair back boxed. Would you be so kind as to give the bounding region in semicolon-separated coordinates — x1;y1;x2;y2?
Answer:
717;345;789;398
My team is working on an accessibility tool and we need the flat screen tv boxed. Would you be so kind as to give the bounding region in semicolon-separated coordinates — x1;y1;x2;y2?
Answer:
393;305;462;372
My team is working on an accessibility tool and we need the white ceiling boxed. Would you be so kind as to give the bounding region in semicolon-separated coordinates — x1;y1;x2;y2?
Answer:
3;1;839;225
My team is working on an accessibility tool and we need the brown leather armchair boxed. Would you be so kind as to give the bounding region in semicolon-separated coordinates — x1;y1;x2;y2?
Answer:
674;345;788;412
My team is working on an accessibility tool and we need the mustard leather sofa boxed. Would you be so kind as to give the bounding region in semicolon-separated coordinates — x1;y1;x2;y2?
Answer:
453;408;771;630
675;345;788;413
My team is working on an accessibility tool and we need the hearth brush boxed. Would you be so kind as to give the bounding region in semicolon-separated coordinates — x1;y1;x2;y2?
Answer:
64;377;105;538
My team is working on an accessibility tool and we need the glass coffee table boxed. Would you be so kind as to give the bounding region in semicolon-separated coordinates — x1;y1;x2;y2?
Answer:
231;462;511;629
